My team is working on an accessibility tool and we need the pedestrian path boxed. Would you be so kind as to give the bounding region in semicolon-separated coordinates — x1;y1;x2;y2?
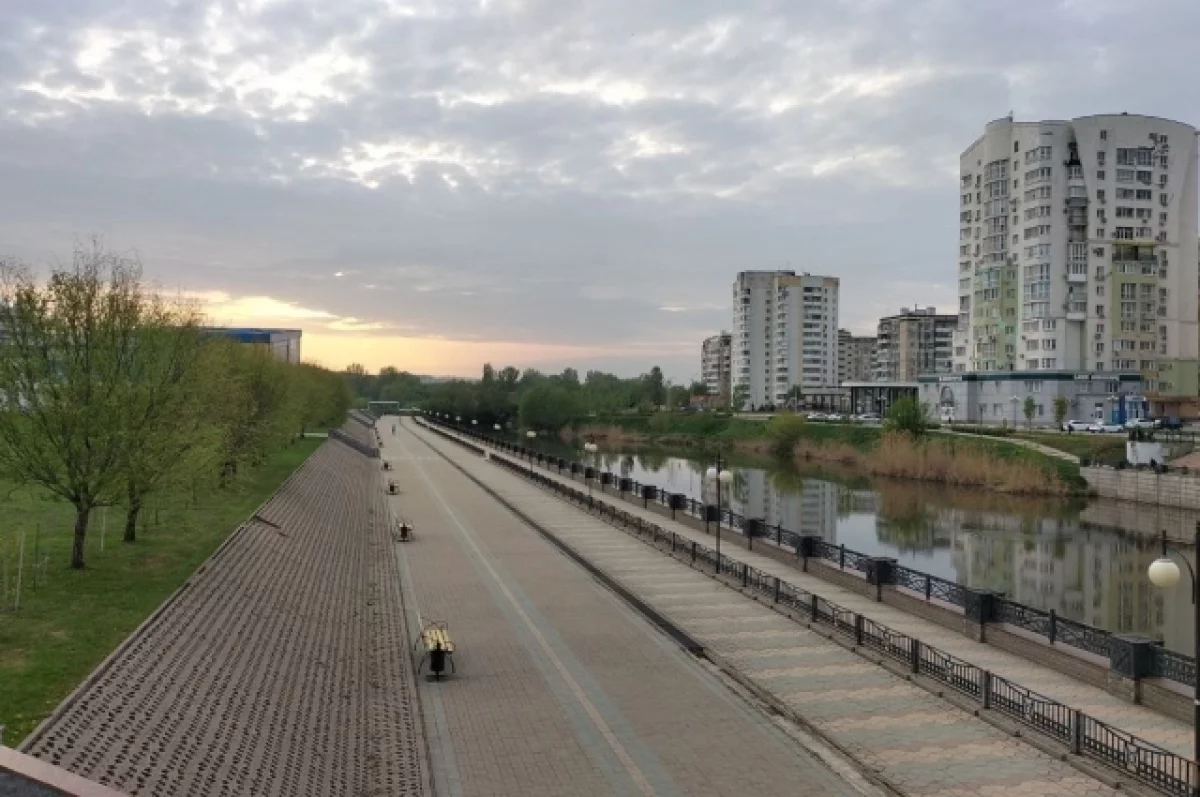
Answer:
934;428;1080;462
411;420;1121;797
21;431;430;797
440;424;1192;759
382;421;868;797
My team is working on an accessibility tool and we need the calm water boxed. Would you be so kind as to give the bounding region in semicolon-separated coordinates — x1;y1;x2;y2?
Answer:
511;432;1199;656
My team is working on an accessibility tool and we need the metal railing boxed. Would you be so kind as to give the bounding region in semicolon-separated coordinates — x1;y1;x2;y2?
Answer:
433;419;1192;688
437;425;1200;797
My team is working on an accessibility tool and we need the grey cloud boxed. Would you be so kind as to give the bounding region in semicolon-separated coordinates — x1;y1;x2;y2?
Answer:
0;0;1196;378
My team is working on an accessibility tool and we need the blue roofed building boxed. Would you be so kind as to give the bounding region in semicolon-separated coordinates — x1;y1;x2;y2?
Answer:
201;327;302;364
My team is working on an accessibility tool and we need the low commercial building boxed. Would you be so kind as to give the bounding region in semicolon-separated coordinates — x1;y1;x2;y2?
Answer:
202;327;302;364
919;371;1146;425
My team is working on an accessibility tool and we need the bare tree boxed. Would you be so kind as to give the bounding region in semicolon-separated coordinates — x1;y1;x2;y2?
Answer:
0;243;150;568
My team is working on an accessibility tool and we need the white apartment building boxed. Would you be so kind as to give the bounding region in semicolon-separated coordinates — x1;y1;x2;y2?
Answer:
952;114;1199;415
733;271;839;409
700;332;732;406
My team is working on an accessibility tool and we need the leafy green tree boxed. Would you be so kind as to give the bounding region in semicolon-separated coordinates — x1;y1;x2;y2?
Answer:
1023;396;1036;428
667;384;690;409
731;383;750;412
0;244;162;568
518;384;581;432
689;381;709;396
1053;396;1069;428
884;396;929;438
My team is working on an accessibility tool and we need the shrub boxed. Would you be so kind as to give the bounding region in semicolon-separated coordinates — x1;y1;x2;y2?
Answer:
884;397;929;437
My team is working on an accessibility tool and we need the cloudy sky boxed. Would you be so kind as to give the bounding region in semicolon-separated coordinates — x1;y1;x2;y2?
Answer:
0;0;1197;380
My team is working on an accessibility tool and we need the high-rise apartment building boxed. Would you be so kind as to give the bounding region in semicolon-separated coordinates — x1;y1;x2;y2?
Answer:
837;329;875;384
952;114;1198;414
874;306;956;382
700;332;732;406
733;271;839;409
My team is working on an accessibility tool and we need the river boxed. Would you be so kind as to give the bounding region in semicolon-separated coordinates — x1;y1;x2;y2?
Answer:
509;432;1199;656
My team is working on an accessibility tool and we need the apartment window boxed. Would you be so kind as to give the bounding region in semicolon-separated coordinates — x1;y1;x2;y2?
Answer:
1115;206;1133;218
1043;338;1057;351
1096;305;1106;316
1114;227;1134;239
1043;319;1057;331
1025;339;1039;351
1095;285;1105;296
1100;129;1108;140
1116;168;1135;183
1097;189;1106;202
1025;381;1043;392
1095;342;1105;354
1096;170;1105;180
1136;189;1152;200
1096;228;1105;238
1137;170;1152;185
1160;212;1168;224
1159;154;1168;169
1097;151;1106;166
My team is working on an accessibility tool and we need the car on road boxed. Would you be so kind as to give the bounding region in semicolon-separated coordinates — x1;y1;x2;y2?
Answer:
1124;417;1159;430
1087;421;1124;434
1061;419;1091;432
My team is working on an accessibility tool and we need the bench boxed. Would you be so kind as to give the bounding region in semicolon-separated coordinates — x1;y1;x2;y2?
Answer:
414;620;455;678
392;518;414;542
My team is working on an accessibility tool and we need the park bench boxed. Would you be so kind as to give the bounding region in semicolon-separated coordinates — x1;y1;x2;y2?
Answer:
392;518;414;542
414;620;455;679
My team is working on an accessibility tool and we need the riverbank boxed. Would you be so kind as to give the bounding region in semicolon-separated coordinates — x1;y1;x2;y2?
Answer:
567;414;1086;495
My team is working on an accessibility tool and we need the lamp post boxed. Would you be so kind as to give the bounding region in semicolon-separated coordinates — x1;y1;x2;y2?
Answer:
584;440;599;507
1109;393;1118;425
1009;395;1019;428
1147;525;1199;764
705;454;734;573
525;430;537;475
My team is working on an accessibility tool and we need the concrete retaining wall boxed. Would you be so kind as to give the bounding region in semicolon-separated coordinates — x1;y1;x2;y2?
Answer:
1083;466;1200;510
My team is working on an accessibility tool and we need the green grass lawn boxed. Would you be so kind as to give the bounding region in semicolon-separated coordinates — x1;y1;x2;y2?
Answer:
0;438;321;744
1015;431;1127;465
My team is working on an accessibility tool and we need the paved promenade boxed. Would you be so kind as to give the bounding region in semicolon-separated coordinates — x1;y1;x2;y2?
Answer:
409;420;1124;797
383;420;870;797
21;434;430;797
453;426;1192;759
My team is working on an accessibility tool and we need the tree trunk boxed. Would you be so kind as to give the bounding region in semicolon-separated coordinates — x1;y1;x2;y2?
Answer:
71;505;90;570
124;501;141;543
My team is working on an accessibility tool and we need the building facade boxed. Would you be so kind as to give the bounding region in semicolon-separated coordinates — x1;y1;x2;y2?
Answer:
920;371;1146;425
202;327;302;364
953;114;1198;416
733;271;839;409
837;329;875;384
700;332;732;406
874;306;956;382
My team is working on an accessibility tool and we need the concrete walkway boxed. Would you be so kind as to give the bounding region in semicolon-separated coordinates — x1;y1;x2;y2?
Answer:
383;420;869;797
411;420;1123;797
21;432;430;797
429;423;1192;761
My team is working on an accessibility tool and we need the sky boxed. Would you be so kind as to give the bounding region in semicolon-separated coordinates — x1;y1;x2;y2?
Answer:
0;0;1198;382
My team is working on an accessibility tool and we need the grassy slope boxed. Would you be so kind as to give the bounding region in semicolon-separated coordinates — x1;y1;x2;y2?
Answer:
578;414;1085;491
0;438;321;744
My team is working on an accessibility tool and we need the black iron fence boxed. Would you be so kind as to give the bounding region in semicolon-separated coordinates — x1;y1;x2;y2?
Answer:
435;418;1191;688
434;423;1200;796
329;427;379;459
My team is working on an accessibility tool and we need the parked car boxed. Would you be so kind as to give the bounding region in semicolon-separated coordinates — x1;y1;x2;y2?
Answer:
1087;421;1124;434
1124;417;1159;430
1061;419;1091;432
856;413;882;423
1155;416;1184;430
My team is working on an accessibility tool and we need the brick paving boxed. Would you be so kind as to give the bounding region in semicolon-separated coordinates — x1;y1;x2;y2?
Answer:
384;422;868;797
455;426;1194;760
20;435;430;797
415;420;1124;797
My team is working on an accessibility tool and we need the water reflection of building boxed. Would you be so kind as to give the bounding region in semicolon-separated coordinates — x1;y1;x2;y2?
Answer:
729;470;839;543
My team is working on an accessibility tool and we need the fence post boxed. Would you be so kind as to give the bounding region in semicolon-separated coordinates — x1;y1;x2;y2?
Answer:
810;593;819;623
854;613;864;646
1071;709;1082;755
925;574;932;601
773;576;781;604
671;532;676;553
839;543;846;570
980;670;991;709
911;639;921;674
742;563;749;588
691;541;697;562
1048;609;1057;645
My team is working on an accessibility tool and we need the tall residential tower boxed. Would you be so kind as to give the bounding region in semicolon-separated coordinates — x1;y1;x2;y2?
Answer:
952;114;1198;415
733;271;839;409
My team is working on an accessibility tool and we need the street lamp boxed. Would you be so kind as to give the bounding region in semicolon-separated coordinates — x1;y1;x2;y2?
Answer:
1109;393;1118;425
705;455;735;573
1009;395;1019;428
1147;526;1198;764
526;430;537;474
584;440;599;507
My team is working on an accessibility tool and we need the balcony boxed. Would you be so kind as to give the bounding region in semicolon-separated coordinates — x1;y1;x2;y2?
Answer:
1067;269;1088;284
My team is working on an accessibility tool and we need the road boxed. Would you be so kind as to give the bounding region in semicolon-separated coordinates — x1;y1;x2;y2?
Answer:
385;418;871;797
